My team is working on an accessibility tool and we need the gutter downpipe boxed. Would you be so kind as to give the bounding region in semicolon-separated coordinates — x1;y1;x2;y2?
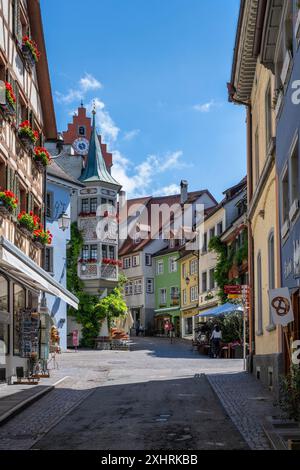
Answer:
229;91;254;372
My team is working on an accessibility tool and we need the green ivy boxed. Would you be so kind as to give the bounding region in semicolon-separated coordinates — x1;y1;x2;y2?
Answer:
67;223;128;347
208;236;233;303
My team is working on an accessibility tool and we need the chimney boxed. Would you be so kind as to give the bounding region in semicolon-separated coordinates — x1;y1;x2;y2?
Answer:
180;180;188;205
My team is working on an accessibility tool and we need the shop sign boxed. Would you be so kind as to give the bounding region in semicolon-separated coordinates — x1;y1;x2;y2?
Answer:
269;288;294;326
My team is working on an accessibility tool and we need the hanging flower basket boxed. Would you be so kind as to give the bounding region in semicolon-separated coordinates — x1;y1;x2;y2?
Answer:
33;146;51;170
18;121;39;150
0;190;18;216
17;211;40;236
102;258;118;266
22;36;41;67
33;228;53;248
0;82;16;117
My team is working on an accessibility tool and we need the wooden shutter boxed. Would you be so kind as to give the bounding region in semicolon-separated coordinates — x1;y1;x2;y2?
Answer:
14;175;20;216
13;0;22;44
6;166;10;190
27;192;33;213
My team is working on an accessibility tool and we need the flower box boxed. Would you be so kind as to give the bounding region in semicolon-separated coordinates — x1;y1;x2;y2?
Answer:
18;211;40;235
33;229;53;247
22;36;41;67
18;121;39;150
33;147;51;170
0;190;18;215
0;82;16;117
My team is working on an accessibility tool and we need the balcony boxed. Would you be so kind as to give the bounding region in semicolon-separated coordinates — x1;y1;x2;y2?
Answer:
78;260;118;281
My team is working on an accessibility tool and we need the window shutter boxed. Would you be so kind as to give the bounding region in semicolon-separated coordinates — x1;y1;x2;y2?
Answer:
27;192;33;213
14;175;20;216
13;0;22;44
10;168;15;193
6;166;10;190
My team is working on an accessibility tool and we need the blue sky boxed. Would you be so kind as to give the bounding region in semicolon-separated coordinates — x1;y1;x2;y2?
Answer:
41;0;246;200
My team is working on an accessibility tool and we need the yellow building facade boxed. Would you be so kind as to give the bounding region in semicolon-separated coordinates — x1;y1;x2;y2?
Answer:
179;251;199;340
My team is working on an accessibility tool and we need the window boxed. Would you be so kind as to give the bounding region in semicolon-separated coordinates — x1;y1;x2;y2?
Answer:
0;275;8;312
44;247;54;273
46;192;54;219
13;284;25;356
171;286;180;300
265;83;273;151
268;232;275;326
183;289;187;305
169;257;177;273
209;227;215;240
190;259;198;275
257;253;263;335
185;318;193;335
90;198;98;213
134;279;142;295
145;254;152;266
202;272;207;293
209;269;215;290
202;233;208;253
78;126;86;136
128;282;133;295
146;279;154;294
102;245;108;260
182;263;186;279
281;167;290;223
190;286;198;302
255;128;260;185
156;260;164;275
90;245;98;261
169;239;175;249
217;222;223;236
132;254;140;267
82;245;89;261
290;138;299;204
108;246;115;260
81;199;89;214
160;288;167;305
123;257;131;269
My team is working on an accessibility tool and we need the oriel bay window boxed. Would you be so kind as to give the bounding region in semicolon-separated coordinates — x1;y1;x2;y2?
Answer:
81;199;89;214
90;198;98;214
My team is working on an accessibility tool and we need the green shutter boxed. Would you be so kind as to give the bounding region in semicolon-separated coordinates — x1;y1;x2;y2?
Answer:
27;192;33;213
6;166;10;190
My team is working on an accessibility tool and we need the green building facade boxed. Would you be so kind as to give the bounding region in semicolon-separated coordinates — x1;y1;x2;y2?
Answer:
153;247;181;336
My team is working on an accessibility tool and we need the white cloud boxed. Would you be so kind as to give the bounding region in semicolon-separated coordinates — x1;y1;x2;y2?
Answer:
193;100;220;113
88;98;120;143
55;73;102;105
123;129;140;141
153;184;180;196
111;150;186;197
80;74;102;92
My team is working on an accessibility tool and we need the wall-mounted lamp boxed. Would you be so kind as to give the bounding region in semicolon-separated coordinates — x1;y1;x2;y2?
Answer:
58;212;71;231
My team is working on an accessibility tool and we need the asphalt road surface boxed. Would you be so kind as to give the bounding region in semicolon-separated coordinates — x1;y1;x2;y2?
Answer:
29;337;247;450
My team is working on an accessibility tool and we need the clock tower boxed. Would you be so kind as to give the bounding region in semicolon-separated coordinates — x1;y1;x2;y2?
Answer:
62;103;113;171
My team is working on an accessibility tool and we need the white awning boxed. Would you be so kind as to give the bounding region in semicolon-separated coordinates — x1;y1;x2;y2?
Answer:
0;236;78;310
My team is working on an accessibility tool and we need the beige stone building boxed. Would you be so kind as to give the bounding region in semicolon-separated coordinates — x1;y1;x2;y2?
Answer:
0;0;77;382
229;0;282;394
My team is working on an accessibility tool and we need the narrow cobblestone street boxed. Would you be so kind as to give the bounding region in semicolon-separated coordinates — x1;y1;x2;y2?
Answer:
0;338;279;450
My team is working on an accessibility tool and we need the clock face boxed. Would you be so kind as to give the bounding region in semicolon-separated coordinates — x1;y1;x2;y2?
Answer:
72;138;89;156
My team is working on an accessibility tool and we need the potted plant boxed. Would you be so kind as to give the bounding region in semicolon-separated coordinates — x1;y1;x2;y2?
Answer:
33;146;51;170
22;36;41;67
18;121;39;150
0;190;18;215
33;228;53;248
17;211;40;237
0;82;16;116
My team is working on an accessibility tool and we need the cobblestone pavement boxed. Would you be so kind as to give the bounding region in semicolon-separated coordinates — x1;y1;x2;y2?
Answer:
0;339;276;450
207;372;279;450
0;353;110;450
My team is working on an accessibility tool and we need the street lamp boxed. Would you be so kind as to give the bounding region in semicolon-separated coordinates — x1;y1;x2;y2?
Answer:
58;212;71;231
185;276;190;285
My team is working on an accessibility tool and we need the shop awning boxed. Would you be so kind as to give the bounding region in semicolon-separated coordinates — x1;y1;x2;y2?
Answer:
155;307;180;316
0;236;78;310
196;302;243;318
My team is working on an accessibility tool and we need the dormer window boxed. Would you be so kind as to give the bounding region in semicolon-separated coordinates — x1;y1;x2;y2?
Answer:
78;126;86;136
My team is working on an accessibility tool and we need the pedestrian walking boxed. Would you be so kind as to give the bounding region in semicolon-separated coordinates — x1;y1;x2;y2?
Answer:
136;320;140;337
169;321;175;344
210;324;222;358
